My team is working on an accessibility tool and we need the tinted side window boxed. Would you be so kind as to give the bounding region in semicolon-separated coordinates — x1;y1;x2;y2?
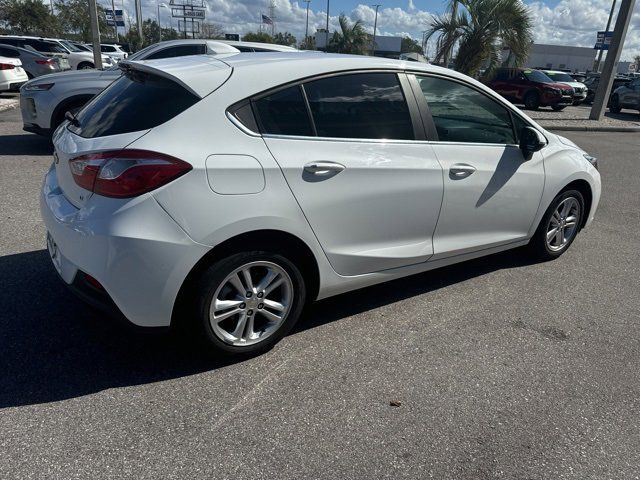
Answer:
303;73;414;140
101;45;116;52
417;76;516;144
145;44;205;59
253;86;313;136
0;46;19;58
71;71;199;138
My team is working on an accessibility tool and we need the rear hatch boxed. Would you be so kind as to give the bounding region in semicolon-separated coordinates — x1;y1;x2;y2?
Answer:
0;57;26;80
53;55;232;208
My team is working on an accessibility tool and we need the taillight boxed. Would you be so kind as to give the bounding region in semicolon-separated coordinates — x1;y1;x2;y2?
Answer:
0;63;15;70
35;58;56;65
68;150;192;198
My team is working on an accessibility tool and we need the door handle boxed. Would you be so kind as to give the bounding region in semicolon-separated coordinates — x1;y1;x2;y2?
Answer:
450;164;476;179
303;161;346;176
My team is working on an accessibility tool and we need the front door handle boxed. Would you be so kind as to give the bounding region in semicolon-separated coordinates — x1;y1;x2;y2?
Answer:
304;161;346;176
450;164;476;179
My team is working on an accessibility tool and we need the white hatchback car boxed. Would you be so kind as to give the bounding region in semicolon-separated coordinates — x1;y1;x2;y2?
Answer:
42;53;601;356
0;55;28;91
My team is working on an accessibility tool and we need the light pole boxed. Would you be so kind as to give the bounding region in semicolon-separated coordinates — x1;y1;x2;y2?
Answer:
371;4;381;56
304;0;311;39
594;0;617;72
158;3;169;42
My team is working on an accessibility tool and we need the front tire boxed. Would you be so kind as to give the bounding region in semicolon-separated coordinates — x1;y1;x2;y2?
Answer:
194;251;307;357
524;91;540;110
551;105;566;111
529;190;584;261
77;62;94;70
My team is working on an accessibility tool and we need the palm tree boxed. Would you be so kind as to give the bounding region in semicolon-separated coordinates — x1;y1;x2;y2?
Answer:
327;14;370;55
426;0;533;77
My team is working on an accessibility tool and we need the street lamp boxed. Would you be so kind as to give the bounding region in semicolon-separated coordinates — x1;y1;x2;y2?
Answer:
371;4;381;56
158;2;169;42
304;0;311;40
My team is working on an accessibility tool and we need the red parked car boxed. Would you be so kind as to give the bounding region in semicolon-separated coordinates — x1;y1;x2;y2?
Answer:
484;67;574;111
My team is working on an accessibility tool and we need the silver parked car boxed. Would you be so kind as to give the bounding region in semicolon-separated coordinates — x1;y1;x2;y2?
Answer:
0;43;65;79
20;39;281;136
609;77;640;113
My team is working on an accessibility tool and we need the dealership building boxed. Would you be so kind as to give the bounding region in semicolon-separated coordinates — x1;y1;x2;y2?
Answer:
520;43;596;72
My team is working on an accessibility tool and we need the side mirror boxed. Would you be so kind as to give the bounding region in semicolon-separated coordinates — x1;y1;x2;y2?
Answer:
519;126;546;157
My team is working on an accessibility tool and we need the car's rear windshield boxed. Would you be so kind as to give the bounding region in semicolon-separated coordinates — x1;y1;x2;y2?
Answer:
69;69;200;138
522;69;553;83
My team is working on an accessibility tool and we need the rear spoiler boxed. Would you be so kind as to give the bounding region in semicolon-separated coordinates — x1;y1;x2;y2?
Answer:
118;55;233;98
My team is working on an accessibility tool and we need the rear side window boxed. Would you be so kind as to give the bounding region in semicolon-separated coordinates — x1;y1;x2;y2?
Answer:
303;73;414;140
101;45;116;52
146;45;205;59
71;70;199;138
253;86;314;136
0;46;19;58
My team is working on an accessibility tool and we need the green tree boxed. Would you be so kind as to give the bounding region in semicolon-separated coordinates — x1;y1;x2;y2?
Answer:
122;20;178;50
634;55;640;68
401;36;423;54
0;0;58;36
200;22;224;39
273;31;297;46
327;14;369;55
299;35;315;50
55;0;109;42
426;0;533;76
242;31;273;43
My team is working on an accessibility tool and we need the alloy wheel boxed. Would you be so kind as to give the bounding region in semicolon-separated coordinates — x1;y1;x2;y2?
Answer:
209;261;293;346
546;197;580;252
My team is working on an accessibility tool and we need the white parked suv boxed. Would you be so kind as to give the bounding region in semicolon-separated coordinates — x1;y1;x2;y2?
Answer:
100;44;128;62
0;36;114;70
41;53;601;357
542;70;588;105
20;40;288;135
0;55;28;91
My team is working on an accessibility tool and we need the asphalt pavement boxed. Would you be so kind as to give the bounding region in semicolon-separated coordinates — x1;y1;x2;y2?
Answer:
0;106;639;479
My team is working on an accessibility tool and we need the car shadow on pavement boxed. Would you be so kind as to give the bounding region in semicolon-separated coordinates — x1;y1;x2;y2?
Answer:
0;134;52;156
0;247;540;408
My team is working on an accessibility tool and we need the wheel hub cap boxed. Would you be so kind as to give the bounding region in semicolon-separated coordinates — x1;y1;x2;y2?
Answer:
546;197;580;252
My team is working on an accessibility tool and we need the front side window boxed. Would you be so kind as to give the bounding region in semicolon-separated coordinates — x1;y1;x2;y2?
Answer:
145;44;205;59
303;73;414;140
522;69;554;83
417;75;516;144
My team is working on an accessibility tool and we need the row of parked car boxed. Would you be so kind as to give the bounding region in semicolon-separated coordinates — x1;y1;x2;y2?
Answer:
0;35;131;93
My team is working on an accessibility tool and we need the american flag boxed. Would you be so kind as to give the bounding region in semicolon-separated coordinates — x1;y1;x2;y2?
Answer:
262;14;273;25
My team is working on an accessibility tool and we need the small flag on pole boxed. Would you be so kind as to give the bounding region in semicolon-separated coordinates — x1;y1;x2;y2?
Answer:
262;14;273;25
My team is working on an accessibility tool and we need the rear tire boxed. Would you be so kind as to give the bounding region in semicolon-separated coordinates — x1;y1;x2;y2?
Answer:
551;105;566;111
528;190;584;261
194;251;307;357
77;62;94;70
609;94;622;113
524;91;540;110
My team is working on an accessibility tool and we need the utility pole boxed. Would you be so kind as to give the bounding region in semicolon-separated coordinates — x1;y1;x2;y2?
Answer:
595;0;618;72
135;0;143;43
88;0;103;69
269;0;276;36
442;0;458;67
590;0;636;120
49;0;54;15
371;4;381;56
111;0;118;41
304;0;311;39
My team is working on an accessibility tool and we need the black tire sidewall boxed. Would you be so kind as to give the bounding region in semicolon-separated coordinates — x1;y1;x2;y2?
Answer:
525;91;540;110
195;251;307;356
532;190;585;260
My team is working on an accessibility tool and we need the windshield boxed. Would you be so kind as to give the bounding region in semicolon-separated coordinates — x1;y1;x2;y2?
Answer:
522;69;554;83
546;72;574;82
60;40;82;52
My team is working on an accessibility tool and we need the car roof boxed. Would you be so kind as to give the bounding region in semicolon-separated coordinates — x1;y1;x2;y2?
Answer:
126;51;463;98
217;40;298;51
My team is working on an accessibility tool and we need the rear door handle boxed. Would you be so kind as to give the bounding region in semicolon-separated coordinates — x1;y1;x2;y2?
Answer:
450;164;476;179
304;161;346;176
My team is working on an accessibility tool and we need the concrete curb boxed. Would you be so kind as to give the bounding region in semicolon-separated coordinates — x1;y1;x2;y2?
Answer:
542;124;640;132
0;99;18;113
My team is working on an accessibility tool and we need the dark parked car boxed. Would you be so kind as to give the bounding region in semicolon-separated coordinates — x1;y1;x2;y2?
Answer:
609;77;640;113
484;67;574;111
583;75;631;104
0;43;65;78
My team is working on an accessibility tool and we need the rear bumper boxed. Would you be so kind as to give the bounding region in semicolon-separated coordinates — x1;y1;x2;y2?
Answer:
40;164;210;327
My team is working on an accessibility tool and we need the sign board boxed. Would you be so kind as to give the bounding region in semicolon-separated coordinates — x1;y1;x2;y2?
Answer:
594;31;613;50
225;34;240;41
629;63;637;72
105;9;125;27
172;7;205;18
